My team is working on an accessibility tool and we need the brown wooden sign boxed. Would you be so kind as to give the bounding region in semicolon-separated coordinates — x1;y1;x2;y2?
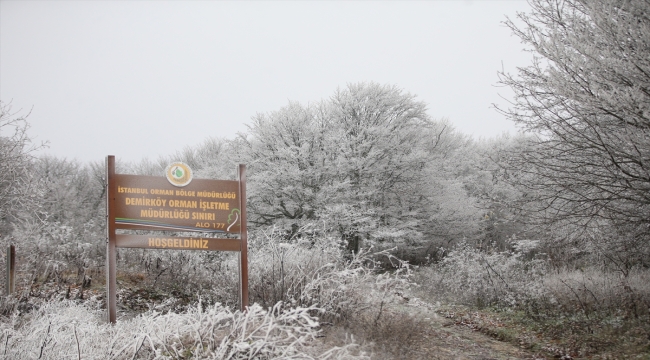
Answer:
115;234;241;251
105;156;249;324
114;174;241;234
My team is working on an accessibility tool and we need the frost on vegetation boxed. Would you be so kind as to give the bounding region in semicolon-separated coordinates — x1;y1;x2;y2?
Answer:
0;227;407;359
247;227;413;320
427;242;548;308
0;300;366;359
298;247;412;319
421;240;650;323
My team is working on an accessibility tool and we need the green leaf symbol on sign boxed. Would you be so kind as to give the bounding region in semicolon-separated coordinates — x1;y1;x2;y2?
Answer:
174;168;183;177
228;209;241;224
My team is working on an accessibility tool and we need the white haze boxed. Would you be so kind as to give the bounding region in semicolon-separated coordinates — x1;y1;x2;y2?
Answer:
0;1;532;163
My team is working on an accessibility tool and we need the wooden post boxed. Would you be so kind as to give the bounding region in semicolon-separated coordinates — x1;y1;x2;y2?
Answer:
238;164;249;311
6;244;15;295
106;156;117;324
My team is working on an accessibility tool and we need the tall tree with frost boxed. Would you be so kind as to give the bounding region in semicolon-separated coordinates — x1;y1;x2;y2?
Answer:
498;0;650;263
240;83;440;250
241;101;331;230
326;83;435;251
0;102;43;237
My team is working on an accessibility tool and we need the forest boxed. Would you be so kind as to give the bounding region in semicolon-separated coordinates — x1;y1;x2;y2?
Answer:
0;0;649;358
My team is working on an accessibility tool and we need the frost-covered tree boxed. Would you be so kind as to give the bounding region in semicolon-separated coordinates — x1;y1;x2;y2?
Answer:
238;101;332;232
9;157;107;285
125;137;231;178
0;102;43;237
326;83;436;251
498;0;650;253
448;135;530;252
240;83;444;251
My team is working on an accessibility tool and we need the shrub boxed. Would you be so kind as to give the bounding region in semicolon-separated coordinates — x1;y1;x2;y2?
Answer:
421;242;547;309
0;300;366;359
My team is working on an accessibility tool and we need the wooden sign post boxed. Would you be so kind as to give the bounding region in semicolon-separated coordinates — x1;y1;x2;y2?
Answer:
105;156;248;324
5;244;15;296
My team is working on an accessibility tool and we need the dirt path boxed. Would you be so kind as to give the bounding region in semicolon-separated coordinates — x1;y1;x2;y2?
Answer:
317;298;540;360
405;304;535;359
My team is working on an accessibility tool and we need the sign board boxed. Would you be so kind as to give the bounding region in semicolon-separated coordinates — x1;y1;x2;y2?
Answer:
105;156;248;324
114;174;241;234
115;234;241;251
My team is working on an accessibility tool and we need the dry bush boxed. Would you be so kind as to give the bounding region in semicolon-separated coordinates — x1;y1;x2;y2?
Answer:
246;227;347;309
0;300;367;359
1;225;419;358
116;245;242;308
127;228;420;358
416;242;650;357
533;268;650;320
418;242;547;309
96;226;351;310
111;226;414;318
345;308;429;358
419;242;650;318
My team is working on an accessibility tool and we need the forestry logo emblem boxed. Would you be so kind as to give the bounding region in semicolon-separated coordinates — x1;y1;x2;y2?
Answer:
165;162;193;187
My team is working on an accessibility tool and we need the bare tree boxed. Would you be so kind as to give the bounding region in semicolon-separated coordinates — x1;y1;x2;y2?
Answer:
497;0;650;241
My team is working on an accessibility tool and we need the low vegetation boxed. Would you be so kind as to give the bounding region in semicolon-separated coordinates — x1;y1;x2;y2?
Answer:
416;244;650;358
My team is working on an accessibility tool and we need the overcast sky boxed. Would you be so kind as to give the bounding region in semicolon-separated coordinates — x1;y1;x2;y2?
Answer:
1;1;532;164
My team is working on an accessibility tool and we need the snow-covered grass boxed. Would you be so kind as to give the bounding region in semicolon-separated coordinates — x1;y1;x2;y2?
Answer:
0;299;367;359
0;228;418;358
